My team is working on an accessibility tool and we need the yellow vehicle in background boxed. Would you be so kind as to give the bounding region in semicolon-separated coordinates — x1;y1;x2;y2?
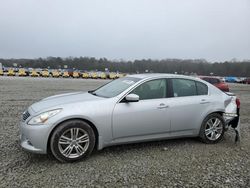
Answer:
18;69;27;77
62;71;70;78
117;73;125;78
0;69;3;76
88;72;92;78
109;72;117;79
73;71;80;78
41;70;50;77
100;72;107;79
82;72;89;79
7;69;15;76
30;69;39;77
91;72;98;79
52;70;60;78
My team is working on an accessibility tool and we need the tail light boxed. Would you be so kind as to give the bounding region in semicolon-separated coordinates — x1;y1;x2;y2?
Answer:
236;98;240;108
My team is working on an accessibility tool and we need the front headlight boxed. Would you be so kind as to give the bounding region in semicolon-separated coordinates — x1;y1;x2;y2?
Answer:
28;109;62;125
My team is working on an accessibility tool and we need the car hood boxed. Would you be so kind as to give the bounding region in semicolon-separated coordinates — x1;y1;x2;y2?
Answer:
30;91;102;113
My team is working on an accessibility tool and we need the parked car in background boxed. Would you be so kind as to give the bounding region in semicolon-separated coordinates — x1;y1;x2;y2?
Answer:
117;72;125;78
0;69;3;76
30;69;39;77
20;74;240;162
90;72;98;79
225;76;240;83
41;69;50;77
200;76;229;92
7;68;15;76
52;70;60;78
18;68;27;77
82;72;89;79
72;71;80;78
98;72;107;79
62;71;70;78
108;72;117;79
242;78;250;84
67;69;74;77
236;77;246;84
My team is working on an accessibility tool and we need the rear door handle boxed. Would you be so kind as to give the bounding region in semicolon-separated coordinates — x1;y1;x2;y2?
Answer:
200;99;210;104
157;103;169;109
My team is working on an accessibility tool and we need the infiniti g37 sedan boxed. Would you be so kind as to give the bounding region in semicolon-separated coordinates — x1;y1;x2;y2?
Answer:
20;74;240;162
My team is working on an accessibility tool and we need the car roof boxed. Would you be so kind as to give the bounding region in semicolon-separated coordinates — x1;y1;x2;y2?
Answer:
199;76;219;79
127;73;201;81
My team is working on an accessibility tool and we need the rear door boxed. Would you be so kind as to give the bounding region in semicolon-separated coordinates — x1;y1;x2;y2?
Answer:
168;78;210;134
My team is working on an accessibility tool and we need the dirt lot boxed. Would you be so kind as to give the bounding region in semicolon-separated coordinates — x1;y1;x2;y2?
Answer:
0;77;249;188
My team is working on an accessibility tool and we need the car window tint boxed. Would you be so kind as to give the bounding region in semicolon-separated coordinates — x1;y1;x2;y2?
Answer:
131;79;167;100
172;79;196;97
196;81;208;95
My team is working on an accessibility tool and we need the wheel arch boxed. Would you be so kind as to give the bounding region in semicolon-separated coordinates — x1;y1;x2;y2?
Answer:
199;111;226;143
198;110;225;133
202;110;225;122
211;111;224;117
47;118;99;154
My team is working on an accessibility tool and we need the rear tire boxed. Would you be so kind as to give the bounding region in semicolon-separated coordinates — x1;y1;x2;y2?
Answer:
199;113;225;144
50;120;95;163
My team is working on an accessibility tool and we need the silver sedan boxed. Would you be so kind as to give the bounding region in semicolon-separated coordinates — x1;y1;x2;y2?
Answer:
19;74;240;162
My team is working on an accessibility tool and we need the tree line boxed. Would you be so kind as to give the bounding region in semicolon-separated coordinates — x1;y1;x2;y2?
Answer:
1;57;250;76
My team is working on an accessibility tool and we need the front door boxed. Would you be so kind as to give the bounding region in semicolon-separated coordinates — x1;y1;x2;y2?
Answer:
112;78;171;139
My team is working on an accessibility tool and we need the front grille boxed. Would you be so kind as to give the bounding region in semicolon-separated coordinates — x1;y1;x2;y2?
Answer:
23;110;30;121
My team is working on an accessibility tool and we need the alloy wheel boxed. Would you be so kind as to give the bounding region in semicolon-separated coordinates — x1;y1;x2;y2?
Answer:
205;118;223;141
58;128;90;158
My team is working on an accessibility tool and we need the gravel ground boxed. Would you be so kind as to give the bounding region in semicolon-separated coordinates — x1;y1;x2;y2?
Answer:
0;77;250;188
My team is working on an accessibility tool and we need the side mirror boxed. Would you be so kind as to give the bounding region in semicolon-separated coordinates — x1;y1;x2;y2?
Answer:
125;94;139;102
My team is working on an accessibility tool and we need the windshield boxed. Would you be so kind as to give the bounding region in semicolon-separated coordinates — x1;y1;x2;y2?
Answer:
92;77;141;98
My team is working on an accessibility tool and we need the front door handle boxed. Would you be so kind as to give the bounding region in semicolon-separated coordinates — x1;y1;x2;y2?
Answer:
157;103;169;109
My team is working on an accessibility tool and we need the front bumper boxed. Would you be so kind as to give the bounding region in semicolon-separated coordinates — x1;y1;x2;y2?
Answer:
19;121;51;154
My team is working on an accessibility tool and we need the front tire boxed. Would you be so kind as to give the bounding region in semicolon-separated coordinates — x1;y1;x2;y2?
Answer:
199;113;225;144
50;120;95;162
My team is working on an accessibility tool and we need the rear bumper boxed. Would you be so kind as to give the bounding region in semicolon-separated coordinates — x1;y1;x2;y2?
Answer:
224;108;240;141
225;108;240;128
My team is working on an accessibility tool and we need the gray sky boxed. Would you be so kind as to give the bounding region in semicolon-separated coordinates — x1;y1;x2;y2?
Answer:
0;0;249;62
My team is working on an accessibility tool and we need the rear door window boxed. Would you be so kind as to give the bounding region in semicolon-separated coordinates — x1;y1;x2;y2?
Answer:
171;79;208;97
171;79;196;97
196;81;208;95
